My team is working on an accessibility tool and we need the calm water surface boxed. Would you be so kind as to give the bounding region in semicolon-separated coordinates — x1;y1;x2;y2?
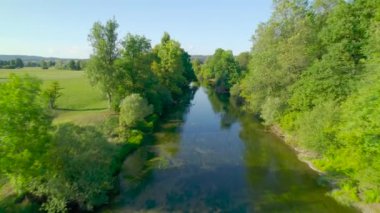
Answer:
105;87;357;212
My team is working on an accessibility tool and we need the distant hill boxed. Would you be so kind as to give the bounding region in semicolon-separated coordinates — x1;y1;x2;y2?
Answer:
0;55;82;62
191;55;209;63
1;54;208;63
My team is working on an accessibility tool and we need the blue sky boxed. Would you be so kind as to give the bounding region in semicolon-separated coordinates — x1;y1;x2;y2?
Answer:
0;0;273;59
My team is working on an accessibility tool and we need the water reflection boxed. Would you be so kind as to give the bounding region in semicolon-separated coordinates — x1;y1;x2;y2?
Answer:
103;87;357;212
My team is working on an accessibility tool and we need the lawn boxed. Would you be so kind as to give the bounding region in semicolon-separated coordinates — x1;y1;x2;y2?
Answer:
0;68;109;125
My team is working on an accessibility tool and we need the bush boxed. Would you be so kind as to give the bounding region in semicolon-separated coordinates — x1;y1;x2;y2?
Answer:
33;124;117;212
119;94;153;128
260;96;284;126
294;101;339;154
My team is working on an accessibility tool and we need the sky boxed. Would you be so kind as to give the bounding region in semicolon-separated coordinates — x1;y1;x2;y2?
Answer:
0;0;273;59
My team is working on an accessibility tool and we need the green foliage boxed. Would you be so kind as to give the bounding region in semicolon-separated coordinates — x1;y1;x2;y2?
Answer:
260;97;284;126
329;69;380;202
240;0;317;113
125;129;144;144
41;61;49;69
119;93;153;128
43;81;62;109
54;60;82;70
0;74;51;192
199;48;241;92
33;124;117;212
289;48;356;111
87;18;119;108
191;58;202;77
293;100;339;153
0;58;24;69
86;22;195;113
236;52;250;73
113;34;165;112
151;33;189;98
15;58;24;68
234;0;380;205
0;20;196;211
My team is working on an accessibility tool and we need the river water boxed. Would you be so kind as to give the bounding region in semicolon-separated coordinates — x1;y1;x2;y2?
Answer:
105;87;357;212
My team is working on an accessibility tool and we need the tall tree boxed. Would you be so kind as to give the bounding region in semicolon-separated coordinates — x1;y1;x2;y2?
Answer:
151;33;188;98
114;34;164;111
289;0;378;112
239;0;316;114
86;18;119;109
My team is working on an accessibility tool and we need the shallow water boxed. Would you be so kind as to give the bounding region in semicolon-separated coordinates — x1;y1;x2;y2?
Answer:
105;87;357;212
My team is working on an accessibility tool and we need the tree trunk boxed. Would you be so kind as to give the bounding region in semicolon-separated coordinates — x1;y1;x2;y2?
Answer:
106;92;112;109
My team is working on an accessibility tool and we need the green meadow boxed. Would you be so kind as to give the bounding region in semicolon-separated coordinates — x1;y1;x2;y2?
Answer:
0;68;109;125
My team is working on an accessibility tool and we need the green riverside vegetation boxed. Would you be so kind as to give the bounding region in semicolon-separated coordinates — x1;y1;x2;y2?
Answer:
196;0;380;207
1;0;380;212
0;18;195;212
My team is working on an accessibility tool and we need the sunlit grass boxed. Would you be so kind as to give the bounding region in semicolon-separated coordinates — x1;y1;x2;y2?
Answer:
0;68;108;125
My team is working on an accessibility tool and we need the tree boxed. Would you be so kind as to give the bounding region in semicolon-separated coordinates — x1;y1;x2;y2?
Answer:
191;58;202;77
41;60;49;69
236;52;250;73
0;74;51;191
200;48;241;92
15;58;24;68
239;0;316;113
151;33;189;98
68;59;76;70
113;33;167;112
119;94;153;128
86;18;119;109
43;81;63;109
54;60;65;70
75;60;81;70
48;60;55;67
288;0;377;112
117;34;154;95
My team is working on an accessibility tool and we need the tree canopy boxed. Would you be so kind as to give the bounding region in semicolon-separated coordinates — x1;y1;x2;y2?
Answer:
233;0;380;204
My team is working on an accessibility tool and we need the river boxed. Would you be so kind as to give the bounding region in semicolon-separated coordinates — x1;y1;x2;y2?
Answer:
104;87;357;212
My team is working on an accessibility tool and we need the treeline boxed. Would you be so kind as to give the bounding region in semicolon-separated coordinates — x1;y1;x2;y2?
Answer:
0;19;195;213
199;0;380;206
0;58;84;70
0;58;24;69
54;60;84;70
35;59;85;70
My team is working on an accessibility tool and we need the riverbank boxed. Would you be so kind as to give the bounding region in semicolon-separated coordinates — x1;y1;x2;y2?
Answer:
269;125;323;174
269;125;379;213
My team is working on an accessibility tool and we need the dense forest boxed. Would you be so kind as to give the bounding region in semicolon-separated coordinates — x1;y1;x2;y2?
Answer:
198;0;380;205
0;19;195;212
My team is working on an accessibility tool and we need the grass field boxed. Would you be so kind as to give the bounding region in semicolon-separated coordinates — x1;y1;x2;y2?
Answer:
0;68;109;125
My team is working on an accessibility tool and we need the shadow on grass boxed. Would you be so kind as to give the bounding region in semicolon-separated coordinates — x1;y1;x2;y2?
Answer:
56;107;108;112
